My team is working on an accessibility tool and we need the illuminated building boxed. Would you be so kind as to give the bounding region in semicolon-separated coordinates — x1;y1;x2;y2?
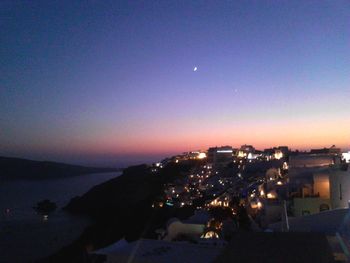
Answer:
201;231;219;239
197;152;207;159
266;168;280;181
186;151;207;160
250;200;263;209
240;144;255;154
237;150;246;158
289;154;340;168
341;152;350;163
274;149;283;160
310;145;341;155
288;155;350;217
264;146;289;160
266;191;277;199
276;146;289;156
164;218;205;241
207;146;233;168
257;201;263;209
207;196;230;208
247;152;260;160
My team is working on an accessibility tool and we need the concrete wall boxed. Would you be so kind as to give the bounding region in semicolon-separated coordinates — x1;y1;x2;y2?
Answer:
262;204;282;225
289;155;335;168
330;169;350;209
165;220;204;241
293;198;331;217
313;173;330;198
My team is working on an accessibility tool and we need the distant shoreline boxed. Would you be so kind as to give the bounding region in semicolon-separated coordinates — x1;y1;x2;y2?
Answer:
0;156;122;180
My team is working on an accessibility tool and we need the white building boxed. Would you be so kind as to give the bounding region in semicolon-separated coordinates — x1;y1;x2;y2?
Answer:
164;218;204;241
342;152;350;163
289;154;340;169
207;146;233;168
91;238;224;263
330;168;350;209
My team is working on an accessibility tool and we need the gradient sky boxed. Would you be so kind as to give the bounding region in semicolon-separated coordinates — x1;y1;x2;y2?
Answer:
1;1;349;166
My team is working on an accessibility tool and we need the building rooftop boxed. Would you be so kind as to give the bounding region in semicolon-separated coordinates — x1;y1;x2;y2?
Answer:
92;238;223;263
269;208;350;235
215;232;335;263
289;154;338;168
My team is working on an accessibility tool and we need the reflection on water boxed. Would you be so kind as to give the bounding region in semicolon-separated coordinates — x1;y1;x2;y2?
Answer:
0;172;121;263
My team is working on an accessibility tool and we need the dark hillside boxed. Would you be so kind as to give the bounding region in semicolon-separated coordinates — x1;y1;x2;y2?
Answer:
0;156;118;180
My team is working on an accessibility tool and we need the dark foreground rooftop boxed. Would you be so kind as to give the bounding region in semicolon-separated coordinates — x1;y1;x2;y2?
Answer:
91;232;336;263
215;232;335;263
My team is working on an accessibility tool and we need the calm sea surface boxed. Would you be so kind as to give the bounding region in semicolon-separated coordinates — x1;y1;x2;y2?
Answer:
0;172;121;263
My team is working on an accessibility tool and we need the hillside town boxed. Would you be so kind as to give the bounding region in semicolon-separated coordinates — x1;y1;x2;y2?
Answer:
90;145;350;262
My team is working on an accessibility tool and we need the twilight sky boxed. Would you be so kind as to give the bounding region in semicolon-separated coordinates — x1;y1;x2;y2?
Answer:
1;1;349;166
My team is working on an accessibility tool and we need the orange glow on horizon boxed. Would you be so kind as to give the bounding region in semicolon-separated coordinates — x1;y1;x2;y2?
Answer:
8;115;349;157
89;117;350;155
